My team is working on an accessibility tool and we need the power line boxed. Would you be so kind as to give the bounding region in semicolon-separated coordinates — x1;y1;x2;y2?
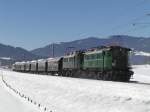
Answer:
121;24;150;34
140;0;150;4
109;15;147;32
123;14;150;34
132;22;150;26
109;12;150;35
105;0;150;35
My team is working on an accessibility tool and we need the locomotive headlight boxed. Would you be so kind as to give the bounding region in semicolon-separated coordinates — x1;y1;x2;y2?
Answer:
112;62;115;66
112;60;116;67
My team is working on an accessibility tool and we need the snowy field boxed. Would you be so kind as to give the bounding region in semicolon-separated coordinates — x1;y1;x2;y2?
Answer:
0;74;40;112
1;65;150;112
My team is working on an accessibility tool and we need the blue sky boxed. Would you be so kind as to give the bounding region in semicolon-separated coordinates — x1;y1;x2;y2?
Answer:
0;0;150;50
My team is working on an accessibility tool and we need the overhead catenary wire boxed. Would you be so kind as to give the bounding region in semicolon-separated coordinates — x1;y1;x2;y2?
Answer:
109;15;146;32
122;24;150;34
132;22;150;26
140;0;150;4
104;0;150;36
122;14;150;34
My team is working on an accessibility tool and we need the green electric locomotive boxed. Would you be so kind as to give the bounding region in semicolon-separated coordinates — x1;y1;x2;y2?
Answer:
62;46;133;81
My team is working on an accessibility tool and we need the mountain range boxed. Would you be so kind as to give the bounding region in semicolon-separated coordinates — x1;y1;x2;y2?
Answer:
0;35;150;65
31;35;150;57
0;43;43;66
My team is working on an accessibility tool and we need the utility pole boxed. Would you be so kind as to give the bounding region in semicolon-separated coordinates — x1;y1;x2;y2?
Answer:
52;43;54;58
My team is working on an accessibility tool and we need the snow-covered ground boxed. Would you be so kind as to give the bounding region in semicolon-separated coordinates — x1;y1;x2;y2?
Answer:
1;65;150;112
0;73;40;112
132;65;150;84
134;51;150;57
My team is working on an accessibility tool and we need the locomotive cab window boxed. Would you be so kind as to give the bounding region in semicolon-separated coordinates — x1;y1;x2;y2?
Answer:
85;55;88;60
91;54;94;59
69;57;74;62
107;52;111;56
63;58;68;62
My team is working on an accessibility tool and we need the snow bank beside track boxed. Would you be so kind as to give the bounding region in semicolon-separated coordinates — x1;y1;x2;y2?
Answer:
2;66;150;112
132;65;150;84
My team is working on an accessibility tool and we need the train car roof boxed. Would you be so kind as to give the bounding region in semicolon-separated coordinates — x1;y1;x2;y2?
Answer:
15;62;21;65
31;60;37;63
47;57;62;62
15;61;26;65
38;59;47;62
84;48;110;55
63;51;78;58
84;46;131;55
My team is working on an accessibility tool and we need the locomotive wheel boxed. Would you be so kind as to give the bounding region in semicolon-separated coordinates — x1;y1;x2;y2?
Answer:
98;72;103;80
107;73;111;80
96;73;100;80
66;71;71;77
112;74;116;81
69;71;73;77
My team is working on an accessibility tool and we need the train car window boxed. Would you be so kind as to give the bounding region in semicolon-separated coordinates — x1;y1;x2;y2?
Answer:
70;57;72;62
93;54;96;59
87;55;89;60
97;53;100;58
88;55;91;60
86;55;90;60
107;52;111;56
68;58;71;62
102;51;105;56
72;57;74;61
64;58;68;62
91;54;95;59
84;55;87;60
69;57;74;62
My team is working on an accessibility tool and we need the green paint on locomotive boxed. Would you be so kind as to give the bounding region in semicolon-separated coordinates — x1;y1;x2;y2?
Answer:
103;51;112;70
62;46;131;74
83;49;112;70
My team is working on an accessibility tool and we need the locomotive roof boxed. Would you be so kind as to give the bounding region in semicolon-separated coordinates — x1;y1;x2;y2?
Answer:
109;46;131;50
84;48;110;55
63;51;82;58
63;54;76;58
84;46;131;55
